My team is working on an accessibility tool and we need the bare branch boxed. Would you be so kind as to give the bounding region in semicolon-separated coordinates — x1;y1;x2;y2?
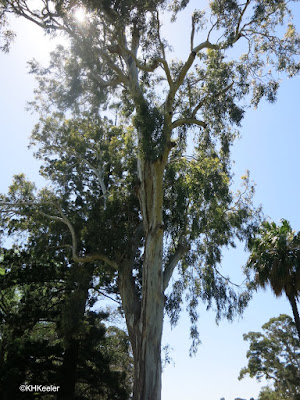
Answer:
53;204;118;269
116;35;172;86
214;267;247;288
156;10;173;86
167;40;219;107
130;24;139;57
0;200;118;270
89;69;124;88
171;118;206;129
100;50;129;85
207;17;218;42
190;81;234;119
94;288;122;305
73;253;118;269
78;155;108;210
135;57;161;72
192;39;220;54
36;209;65;224
191;14;196;51
7;1;67;33
236;0;251;36
163;244;189;292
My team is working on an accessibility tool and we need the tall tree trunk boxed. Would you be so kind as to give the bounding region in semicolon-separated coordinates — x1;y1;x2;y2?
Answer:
57;264;91;400
121;228;164;400
132;226;164;400
119;158;165;400
287;294;300;340
57;339;80;400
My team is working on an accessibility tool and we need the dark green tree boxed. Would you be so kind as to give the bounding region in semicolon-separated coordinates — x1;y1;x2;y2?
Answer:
1;1;300;399
0;245;132;400
239;314;300;400
245;220;300;339
258;386;291;400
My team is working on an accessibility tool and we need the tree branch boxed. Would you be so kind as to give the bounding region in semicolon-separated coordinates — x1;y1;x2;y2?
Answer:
116;30;172;85
190;81;234;119
156;10;173;86
190;14;196;51
171;118;206;129
167;40;219;109
72;253;118;269
100;49;129;86
6;1;68;33
94;288;122;305
163;244;189;292
77;154;108;210
0;200;118;270
53;204;118;269
88;68;124;88
236;0;251;37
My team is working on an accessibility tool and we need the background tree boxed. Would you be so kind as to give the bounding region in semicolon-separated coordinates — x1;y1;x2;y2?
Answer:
239;314;300;400
1;1;300;399
245;220;300;339
258;386;292;400
0;243;132;400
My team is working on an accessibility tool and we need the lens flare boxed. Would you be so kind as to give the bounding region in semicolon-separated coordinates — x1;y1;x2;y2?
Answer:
73;7;86;23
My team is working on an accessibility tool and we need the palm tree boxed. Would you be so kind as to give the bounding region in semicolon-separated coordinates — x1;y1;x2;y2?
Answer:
246;219;300;340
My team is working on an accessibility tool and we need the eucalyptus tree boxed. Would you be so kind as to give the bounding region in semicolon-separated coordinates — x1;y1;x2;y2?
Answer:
1;1;300;399
245;220;300;339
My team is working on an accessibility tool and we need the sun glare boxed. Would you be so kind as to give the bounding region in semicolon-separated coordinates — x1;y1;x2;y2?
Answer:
73;7;87;23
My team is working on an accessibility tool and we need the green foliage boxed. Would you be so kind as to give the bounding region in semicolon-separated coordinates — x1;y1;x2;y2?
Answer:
0;247;132;399
0;5;15;53
246;220;300;298
0;112;259;354
133;100;165;160
164;144;257;349
245;220;300;340
258;386;291;400
1;1;300;396
239;314;300;400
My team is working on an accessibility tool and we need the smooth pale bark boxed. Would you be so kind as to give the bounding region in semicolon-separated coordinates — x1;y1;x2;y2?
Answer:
136;159;165;400
119;247;164;400
119;158;166;400
133;224;164;400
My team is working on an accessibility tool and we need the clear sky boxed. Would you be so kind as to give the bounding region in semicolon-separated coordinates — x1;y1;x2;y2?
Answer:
1;3;299;400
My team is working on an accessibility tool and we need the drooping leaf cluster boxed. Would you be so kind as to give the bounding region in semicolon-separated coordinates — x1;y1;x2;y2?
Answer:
245;220;300;299
245;219;300;340
164;141;259;350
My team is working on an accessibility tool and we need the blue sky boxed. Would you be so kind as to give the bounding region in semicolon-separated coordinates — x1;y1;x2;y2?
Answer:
1;4;299;400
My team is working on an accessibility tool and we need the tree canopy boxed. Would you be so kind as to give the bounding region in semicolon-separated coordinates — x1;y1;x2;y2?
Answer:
1;1;300;399
239;314;300;400
0;244;133;399
245;220;300;339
